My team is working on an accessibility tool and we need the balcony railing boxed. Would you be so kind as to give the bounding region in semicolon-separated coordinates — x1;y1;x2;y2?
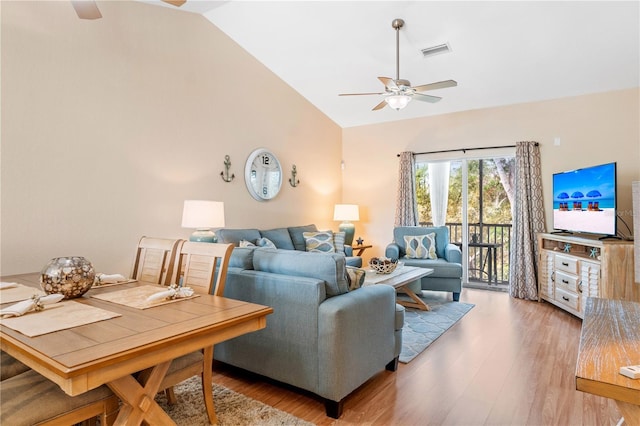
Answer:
419;222;512;286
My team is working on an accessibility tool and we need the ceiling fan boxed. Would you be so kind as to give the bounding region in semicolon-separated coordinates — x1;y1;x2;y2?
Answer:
339;18;457;111
71;0;187;20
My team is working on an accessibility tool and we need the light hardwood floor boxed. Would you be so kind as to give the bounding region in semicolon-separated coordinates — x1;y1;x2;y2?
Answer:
213;288;622;425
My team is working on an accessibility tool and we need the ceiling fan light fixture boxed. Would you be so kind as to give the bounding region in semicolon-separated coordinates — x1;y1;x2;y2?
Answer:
385;94;411;110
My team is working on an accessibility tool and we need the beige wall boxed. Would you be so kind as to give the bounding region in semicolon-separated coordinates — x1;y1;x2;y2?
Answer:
1;1;342;275
343;88;640;263
3;2;638;277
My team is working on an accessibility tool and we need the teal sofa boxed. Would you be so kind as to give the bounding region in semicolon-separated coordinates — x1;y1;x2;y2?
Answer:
385;226;463;301
216;224;363;267
214;247;403;418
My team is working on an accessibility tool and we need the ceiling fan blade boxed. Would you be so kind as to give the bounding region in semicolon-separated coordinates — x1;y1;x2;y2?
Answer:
162;0;187;6
412;93;442;103
339;92;385;96
71;1;102;19
372;100;387;111
412;80;458;93
378;77;398;90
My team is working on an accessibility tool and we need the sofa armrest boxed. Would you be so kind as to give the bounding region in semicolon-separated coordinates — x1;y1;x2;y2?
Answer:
445;243;462;263
317;285;398;401
385;243;401;259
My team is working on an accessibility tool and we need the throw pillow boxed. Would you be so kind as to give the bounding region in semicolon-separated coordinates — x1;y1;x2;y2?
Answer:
303;231;335;253
239;239;256;248
345;266;366;291
256;237;276;249
404;233;437;259
333;231;346;254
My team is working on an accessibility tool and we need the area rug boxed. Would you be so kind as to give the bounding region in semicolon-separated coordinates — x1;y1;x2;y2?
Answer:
399;291;474;363
155;376;315;426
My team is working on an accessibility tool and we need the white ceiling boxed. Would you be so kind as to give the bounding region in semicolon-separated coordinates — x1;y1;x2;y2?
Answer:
149;1;639;128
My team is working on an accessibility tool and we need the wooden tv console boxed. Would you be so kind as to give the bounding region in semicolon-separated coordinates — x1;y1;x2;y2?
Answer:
537;233;638;318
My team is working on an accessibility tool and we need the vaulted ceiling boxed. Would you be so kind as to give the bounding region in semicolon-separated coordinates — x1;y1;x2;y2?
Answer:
147;1;639;128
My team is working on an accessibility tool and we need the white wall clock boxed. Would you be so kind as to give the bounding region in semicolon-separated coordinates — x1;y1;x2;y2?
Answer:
244;148;283;201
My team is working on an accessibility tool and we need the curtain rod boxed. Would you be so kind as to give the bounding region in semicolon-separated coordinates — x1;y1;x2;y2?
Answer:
397;142;538;157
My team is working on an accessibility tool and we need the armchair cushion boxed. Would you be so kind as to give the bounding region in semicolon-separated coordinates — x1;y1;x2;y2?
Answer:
404;233;437;259
392;226;451;260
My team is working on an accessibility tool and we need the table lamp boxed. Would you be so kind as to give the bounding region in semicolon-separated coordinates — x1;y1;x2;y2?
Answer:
181;200;225;243
333;204;359;246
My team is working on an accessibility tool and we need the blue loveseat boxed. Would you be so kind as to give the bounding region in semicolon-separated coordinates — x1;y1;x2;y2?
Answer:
214;247;403;418
216;224;362;267
385;226;463;301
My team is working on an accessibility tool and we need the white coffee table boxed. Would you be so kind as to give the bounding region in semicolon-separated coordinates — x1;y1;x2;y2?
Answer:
363;266;434;311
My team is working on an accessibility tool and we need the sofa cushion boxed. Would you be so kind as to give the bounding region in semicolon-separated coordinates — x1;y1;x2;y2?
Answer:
252;249;349;296
304;231;336;253
288;224;318;251
333;232;346;254
217;228;262;246
345;266;366;291
256;237;277;248
229;247;256;270
260;228;295;250
404;233;437;259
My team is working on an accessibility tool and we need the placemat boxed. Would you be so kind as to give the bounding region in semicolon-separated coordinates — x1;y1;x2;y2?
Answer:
90;285;199;309
0;301;121;337
92;278;137;289
0;283;46;304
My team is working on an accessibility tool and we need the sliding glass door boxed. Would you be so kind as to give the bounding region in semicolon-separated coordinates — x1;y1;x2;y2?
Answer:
415;155;515;289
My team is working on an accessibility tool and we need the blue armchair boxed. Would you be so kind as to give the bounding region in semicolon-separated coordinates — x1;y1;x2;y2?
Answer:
385;226;463;301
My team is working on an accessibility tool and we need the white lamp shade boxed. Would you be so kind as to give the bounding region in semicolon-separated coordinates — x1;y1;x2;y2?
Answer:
385;94;411;110
181;200;225;229
333;204;359;221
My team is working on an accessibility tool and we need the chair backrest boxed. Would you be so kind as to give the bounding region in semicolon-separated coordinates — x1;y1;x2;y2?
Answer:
131;236;182;284
170;242;234;295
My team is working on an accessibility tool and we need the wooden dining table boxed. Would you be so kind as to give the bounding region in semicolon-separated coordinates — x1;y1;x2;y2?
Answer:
0;272;273;425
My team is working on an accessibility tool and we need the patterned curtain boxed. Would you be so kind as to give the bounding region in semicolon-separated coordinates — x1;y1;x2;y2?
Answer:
395;152;419;227
509;141;546;300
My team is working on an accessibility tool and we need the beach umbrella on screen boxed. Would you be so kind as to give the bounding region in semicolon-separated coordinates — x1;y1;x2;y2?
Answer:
571;191;585;209
571;191;584;199
587;190;602;210
557;192;569;199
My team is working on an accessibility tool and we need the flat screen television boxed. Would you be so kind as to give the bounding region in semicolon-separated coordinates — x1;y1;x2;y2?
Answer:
552;162;617;236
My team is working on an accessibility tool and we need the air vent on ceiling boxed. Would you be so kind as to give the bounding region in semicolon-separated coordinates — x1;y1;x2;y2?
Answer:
421;43;451;58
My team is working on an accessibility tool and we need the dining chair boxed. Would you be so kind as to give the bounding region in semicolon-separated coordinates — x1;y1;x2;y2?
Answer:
1;350;30;381
0;369;119;425
139;241;234;425
131;236;182;284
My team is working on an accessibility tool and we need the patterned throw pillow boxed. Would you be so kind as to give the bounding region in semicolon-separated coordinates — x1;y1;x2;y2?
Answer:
345;266;367;291
333;231;346;254
239;239;256;248
404;233;437;259
256;237;276;248
303;231;336;253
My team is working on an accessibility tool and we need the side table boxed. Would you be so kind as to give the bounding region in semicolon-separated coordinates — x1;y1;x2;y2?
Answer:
352;244;372;256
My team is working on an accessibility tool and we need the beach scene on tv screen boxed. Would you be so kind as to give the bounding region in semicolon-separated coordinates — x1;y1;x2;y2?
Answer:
553;163;616;235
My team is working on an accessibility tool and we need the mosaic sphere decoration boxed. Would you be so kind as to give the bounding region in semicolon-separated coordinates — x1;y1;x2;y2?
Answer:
40;256;95;299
